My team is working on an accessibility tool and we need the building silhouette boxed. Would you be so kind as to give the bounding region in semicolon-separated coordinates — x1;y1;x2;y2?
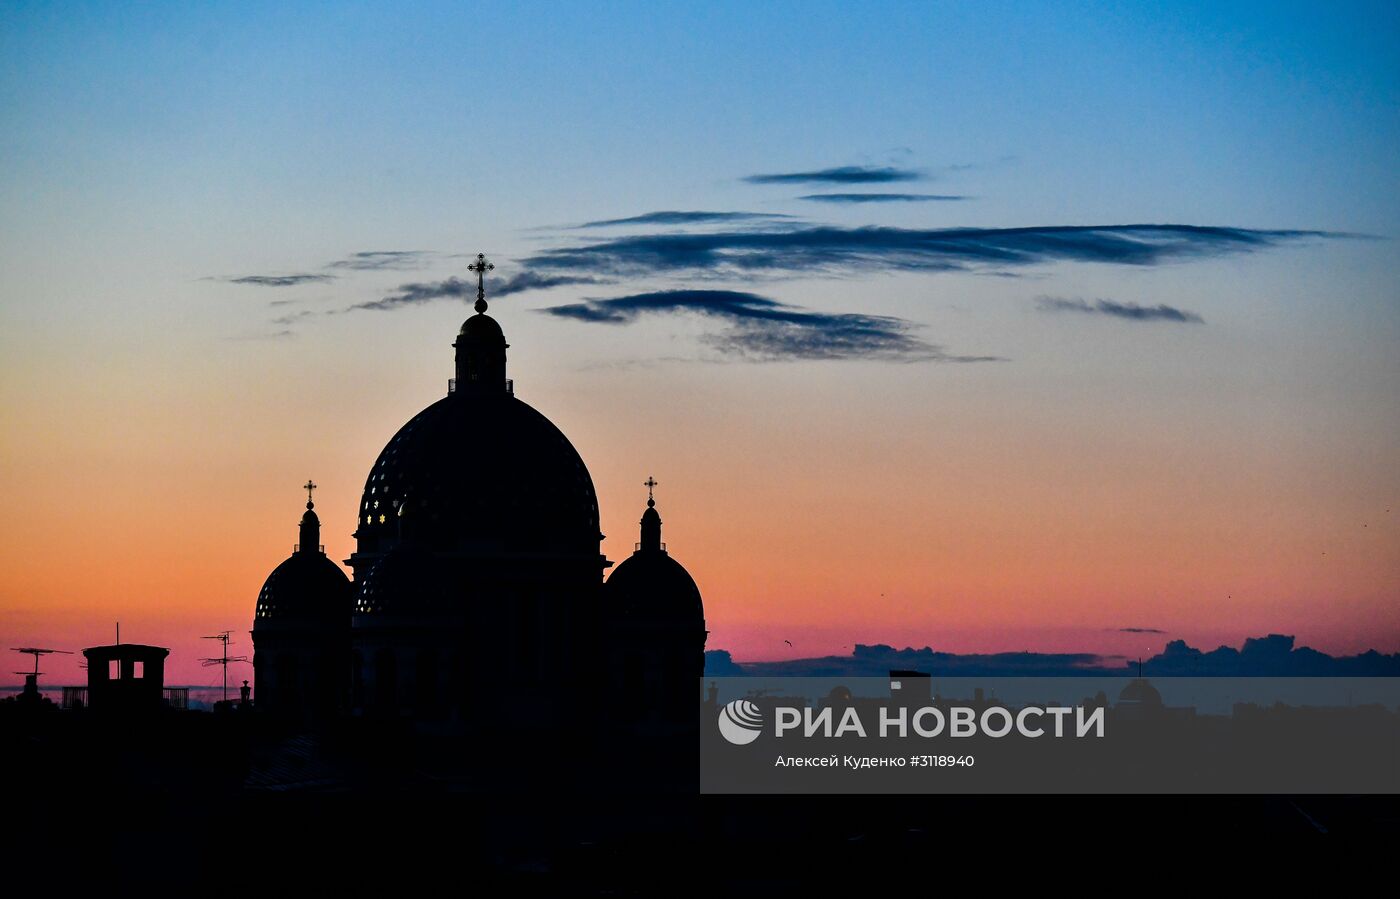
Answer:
249;256;707;771
82;643;169;713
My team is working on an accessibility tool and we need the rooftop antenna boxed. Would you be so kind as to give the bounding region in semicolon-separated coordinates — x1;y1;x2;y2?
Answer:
1137;657;1143;678
200;631;249;704
10;647;73;680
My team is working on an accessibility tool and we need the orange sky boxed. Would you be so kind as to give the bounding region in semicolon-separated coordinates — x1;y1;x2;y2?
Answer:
2;264;1397;689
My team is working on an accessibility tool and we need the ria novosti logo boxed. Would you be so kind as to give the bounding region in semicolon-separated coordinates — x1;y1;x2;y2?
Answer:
717;699;764;745
715;698;1107;746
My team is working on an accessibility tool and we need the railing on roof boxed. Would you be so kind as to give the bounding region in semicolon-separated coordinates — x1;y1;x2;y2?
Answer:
636;542;666;551
448;378;513;395
294;544;326;553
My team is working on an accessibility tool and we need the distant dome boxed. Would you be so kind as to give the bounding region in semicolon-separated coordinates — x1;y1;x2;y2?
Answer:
254;552;352;624
355;391;599;556
605;550;703;625
1118;678;1163;706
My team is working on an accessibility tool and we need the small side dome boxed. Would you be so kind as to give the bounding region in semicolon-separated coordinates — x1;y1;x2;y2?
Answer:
254;554;352;624
1118;678;1163;706
254;485;351;625
604;479;705;627
605;552;704;625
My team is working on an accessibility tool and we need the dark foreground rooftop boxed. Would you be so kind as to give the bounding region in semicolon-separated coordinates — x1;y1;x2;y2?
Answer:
1;709;1392;893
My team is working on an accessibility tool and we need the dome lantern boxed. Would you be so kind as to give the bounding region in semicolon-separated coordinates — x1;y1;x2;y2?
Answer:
453;253;510;394
639;476;663;552
297;479;321;554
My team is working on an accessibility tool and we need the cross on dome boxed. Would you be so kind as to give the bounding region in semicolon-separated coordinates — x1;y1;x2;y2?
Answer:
467;253;494;314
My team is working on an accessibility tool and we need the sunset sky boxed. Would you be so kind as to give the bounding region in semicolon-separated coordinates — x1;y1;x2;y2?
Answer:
2;2;1398;689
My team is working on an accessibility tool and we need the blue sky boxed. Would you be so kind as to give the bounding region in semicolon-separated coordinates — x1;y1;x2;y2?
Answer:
5;2;1398;248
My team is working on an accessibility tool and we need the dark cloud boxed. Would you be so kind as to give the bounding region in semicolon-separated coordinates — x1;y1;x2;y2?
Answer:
576;210;794;228
731;644;1107;677
225;274;335;287
743;165;924;185
524;224;1333;279
348;271;602;312
711;634;1400;677
327;250;431;271
1038;296;1205;323
798;193;969;203
538;289;1000;362
489;270;604;297
703;650;745;676
1120;627;1168;634
1139;634;1400;676
349;276;472;311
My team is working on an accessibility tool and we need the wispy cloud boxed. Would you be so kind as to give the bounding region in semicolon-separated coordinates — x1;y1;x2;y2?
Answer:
224;274;335;287
347;270;603;312
798;193;969;204
575;210;794;228
744;165;925;185
227;329;296;341
539;289;1000;363
1119;627;1168;634
327;250;431;271
270;309;316;326
1037;296;1205;323
524;224;1332;279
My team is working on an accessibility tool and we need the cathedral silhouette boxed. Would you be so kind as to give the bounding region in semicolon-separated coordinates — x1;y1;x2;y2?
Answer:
249;255;708;783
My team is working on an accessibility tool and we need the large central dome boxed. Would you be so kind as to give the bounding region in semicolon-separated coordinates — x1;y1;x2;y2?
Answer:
354;389;599;556
352;280;600;563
